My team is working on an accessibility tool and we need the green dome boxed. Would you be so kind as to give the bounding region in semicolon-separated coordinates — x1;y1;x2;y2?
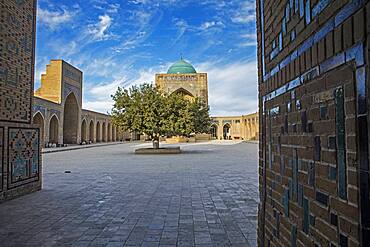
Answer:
167;59;197;74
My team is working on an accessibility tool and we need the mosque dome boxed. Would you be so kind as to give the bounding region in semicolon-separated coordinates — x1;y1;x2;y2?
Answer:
167;59;197;74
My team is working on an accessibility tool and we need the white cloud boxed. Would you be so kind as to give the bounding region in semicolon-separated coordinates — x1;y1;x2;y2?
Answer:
84;60;258;116
88;14;114;41
231;1;256;24
200;21;224;30
37;7;76;29
196;60;258;116
239;33;257;47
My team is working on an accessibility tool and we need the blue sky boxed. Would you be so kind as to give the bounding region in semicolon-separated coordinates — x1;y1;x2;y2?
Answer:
35;0;258;116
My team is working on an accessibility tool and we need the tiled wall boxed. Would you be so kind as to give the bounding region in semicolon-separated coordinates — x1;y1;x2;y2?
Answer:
256;0;369;245
0;0;41;202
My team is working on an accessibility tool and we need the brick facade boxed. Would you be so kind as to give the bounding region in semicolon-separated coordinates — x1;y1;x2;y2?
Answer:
256;0;370;246
0;0;42;202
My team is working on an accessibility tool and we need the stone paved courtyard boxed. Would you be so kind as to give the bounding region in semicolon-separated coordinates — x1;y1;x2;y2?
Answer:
0;141;259;247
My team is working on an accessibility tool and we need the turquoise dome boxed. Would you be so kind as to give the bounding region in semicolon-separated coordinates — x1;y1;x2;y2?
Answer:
167;59;197;74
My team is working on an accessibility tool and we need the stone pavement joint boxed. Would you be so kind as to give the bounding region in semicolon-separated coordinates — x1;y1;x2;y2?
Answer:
0;142;259;247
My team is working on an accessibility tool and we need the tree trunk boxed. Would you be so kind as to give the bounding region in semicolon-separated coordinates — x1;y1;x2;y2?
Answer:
153;139;159;149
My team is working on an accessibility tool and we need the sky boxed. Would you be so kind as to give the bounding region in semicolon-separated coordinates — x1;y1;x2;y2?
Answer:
35;0;258;116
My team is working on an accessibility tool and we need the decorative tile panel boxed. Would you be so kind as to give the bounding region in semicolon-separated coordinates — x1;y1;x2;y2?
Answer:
0;0;36;123
8;128;40;189
0;127;3;192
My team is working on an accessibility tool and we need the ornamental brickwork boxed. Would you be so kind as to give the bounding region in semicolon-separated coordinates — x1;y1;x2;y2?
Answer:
256;0;370;246
0;0;42;202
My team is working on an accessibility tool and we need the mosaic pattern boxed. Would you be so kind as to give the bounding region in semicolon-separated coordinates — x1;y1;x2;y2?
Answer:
0;0;36;123
0;127;3;192
63;83;81;101
8;128;40;189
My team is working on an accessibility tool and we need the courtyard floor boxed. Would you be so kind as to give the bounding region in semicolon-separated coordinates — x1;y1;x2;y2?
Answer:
0;141;259;247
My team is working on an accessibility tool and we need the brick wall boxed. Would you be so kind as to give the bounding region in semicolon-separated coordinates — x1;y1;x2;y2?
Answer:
256;0;370;246
0;0;42;202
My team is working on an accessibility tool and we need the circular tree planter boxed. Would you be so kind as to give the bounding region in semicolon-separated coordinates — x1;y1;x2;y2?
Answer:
135;147;181;154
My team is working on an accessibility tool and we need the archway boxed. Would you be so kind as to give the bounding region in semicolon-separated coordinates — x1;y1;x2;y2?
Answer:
63;93;79;144
108;123;112;142
33;112;45;145
96;122;101;142
81;119;87;142
172;88;195;102
89;120;94;142
223;124;231;140
49;115;59;144
102;122;107;142
210;124;218;139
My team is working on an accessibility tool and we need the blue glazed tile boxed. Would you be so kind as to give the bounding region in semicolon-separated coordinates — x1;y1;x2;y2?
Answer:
312;0;332;18
298;183;304;207
291;30;296;41
328;166;337;180
286;5;290;22
314;136;321;161
320;52;345;73
270;106;280;116
314;18;334;43
301;66;319;82
279;32;283;51
287;77;301;91
291;50;298;61
345;43;364;67
282;17;287;35
303;198;309;233
308;162;315;186
280;55;291;69
296;100;302;110
271;65;280;76
299;0;304;17
335;0;365;27
291;225;297;247
330;213;338;226
295;0;299;12
298;36;314;56
305;0;311;25
315;191;328;206
356;67;366;115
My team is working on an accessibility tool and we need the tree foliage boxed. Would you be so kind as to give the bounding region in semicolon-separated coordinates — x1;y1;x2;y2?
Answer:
111;83;211;143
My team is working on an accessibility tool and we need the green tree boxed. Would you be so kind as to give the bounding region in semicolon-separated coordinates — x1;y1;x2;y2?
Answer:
111;83;212;149
111;84;167;148
188;99;211;134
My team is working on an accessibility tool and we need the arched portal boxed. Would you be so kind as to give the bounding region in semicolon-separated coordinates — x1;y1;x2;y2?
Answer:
81;119;87;142
49;115;59;144
108;123;112;142
102;122;107;142
96;122;101;142
223;123;231;140
89;120;94;142
33;112;45;145
63;93;79;144
172;88;195;102
210;124;218;139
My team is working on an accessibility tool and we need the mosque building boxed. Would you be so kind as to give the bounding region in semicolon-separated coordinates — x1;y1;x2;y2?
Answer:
155;58;259;141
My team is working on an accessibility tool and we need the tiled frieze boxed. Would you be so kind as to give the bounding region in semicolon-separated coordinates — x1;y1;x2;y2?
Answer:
257;0;370;245
7;128;40;189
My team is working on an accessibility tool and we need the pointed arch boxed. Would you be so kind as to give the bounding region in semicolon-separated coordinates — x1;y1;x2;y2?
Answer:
81;119;87;142
49;114;59;144
63;93;79;144
96;121;101;142
89;120;95;142
33;112;45;145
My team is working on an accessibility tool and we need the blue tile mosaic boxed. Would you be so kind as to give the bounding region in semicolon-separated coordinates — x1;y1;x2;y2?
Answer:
312;0;332;18
356;67;366;115
8;128;40;188
335;87;347;200
345;43;364;67
320;52;345;73
314;18;334;43
305;0;311;25
335;0;365;27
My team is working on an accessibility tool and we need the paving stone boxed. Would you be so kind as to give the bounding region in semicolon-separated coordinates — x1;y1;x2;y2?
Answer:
0;142;258;247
